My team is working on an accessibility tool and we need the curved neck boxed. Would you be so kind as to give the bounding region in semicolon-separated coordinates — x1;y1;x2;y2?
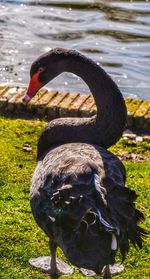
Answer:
38;49;127;159
61;53;115;114
59;51;127;145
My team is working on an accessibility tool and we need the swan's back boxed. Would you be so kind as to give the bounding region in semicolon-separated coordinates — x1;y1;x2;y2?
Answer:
30;143;144;273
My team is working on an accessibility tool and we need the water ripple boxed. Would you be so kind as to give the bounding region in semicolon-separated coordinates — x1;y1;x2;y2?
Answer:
0;0;150;99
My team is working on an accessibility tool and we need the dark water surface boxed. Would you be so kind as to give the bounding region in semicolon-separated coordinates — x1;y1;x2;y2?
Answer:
0;0;150;99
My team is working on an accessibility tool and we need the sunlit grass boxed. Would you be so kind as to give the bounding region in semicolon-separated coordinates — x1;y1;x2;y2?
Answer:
0;116;149;279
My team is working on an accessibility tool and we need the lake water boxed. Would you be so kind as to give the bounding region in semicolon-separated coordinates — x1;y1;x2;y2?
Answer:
0;0;150;99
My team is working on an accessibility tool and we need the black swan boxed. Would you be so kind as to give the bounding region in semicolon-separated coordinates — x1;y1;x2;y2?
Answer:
23;48;146;278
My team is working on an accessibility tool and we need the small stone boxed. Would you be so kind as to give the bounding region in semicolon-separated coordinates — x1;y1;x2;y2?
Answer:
135;136;143;142
23;143;32;152
143;135;150;141
123;129;133;134
123;130;136;139
80;268;96;277
131;153;138;160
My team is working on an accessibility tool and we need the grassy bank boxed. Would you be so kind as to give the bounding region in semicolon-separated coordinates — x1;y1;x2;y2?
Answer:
0;116;149;279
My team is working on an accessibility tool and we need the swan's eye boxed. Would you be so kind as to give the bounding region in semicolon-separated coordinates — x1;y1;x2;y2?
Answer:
38;67;45;73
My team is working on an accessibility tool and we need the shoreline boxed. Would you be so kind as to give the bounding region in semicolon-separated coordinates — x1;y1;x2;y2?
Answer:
0;85;149;133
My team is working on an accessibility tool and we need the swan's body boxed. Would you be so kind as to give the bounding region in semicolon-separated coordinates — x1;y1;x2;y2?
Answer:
24;48;146;278
31;143;125;271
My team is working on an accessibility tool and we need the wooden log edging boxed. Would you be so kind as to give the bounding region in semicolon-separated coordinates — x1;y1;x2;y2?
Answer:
0;85;149;133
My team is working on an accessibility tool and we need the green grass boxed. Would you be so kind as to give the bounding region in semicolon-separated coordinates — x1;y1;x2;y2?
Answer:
0;116;149;279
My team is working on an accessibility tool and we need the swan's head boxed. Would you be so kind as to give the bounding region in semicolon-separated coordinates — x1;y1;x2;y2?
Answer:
23;48;68;103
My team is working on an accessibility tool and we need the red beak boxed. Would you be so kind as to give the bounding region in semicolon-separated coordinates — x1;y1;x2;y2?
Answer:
23;72;43;103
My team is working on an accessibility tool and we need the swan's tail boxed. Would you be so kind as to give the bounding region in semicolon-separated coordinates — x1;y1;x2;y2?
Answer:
102;180;148;261
49;172;147;266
